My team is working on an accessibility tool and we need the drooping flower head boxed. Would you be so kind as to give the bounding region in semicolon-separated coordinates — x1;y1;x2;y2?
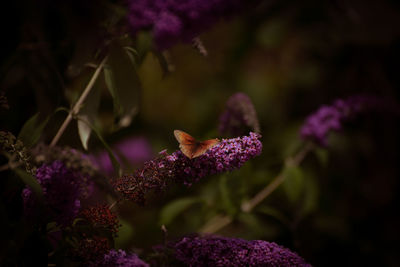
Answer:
73;236;110;264
158;235;311;267
80;205;120;236
219;92;260;136
91;249;149;267
80;204;121;237
300;94;394;146
114;132;262;204
22;161;89;226
127;0;250;50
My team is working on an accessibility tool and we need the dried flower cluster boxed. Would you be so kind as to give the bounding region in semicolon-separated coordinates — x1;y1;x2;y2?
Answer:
0;131;35;174
80;205;121;237
114;132;262;204
162;235;311;267
300;94;392;146
127;0;247;49
32;143;97;177
219;92;260;136
73;236;111;263
0;91;9;109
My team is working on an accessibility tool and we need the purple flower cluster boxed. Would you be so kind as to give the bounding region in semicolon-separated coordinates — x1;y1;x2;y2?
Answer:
90;136;153;176
300;94;387;146
219;92;260;136
114;132;262;204
127;0;246;50
22;161;89;226
92;249;149;267
169;235;311;267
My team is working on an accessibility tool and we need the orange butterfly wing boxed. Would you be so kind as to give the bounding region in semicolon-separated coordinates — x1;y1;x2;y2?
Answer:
192;139;220;158
174;130;219;159
174;130;198;159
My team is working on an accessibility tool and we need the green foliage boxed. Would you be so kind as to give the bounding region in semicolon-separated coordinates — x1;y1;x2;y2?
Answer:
17;113;49;148
115;219;135;249
237;212;279;239
13;168;43;199
159;197;203;226
314;146;329;166
77;117;121;176
299;171;319;217
135;31;153;62
104;42;141;129
282;164;305;203
218;174;237;216
256;205;290;227
77;79;102;150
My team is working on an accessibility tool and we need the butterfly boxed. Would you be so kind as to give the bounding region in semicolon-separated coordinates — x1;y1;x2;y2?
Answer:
174;130;220;159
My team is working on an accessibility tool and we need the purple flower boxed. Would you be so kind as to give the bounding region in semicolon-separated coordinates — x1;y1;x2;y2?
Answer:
166;235;311;267
91;249;149;267
114;132;262;204
219;92;260;136
22;161;87;226
90;136;153;176
127;0;246;50
300;94;391;146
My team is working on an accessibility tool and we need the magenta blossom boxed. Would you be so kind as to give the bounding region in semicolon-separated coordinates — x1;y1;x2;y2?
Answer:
22;161;89;226
114;132;262;204
219;92;260;136
91;249;149;267
160;235;311;267
127;0;249;50
300;94;391;146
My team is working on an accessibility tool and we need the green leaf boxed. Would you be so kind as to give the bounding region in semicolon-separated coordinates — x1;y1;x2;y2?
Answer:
300;173;319;217
114;218;134;249
152;50;172;76
218;175;236;216
14;168;43;198
77;117;121;176
104;64;119;118
17;113;49;148
237;213;277;238
159;197;202;225
256;206;290;226
282;165;305;203
314;146;329;166
124;46;139;66
54;107;70;114
135;31;153;61
46;222;60;233
77;79;102;150
105;42;141;129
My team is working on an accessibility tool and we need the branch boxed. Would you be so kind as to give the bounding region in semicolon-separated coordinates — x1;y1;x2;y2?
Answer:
199;142;313;234
49;56;108;147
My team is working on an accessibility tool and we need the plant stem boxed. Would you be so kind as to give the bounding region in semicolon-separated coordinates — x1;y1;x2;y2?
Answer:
199;214;233;234
0;163;10;172
199;142;313;234
49;56;107;147
109;200;119;210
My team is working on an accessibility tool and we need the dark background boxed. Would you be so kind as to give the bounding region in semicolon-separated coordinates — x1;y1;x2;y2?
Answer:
1;0;400;266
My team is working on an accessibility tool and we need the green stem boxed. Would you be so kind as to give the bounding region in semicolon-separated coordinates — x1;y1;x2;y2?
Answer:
199;142;313;234
49;56;107;147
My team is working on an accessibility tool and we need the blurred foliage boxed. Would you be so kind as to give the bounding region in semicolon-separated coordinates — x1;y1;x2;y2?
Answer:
1;0;400;266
